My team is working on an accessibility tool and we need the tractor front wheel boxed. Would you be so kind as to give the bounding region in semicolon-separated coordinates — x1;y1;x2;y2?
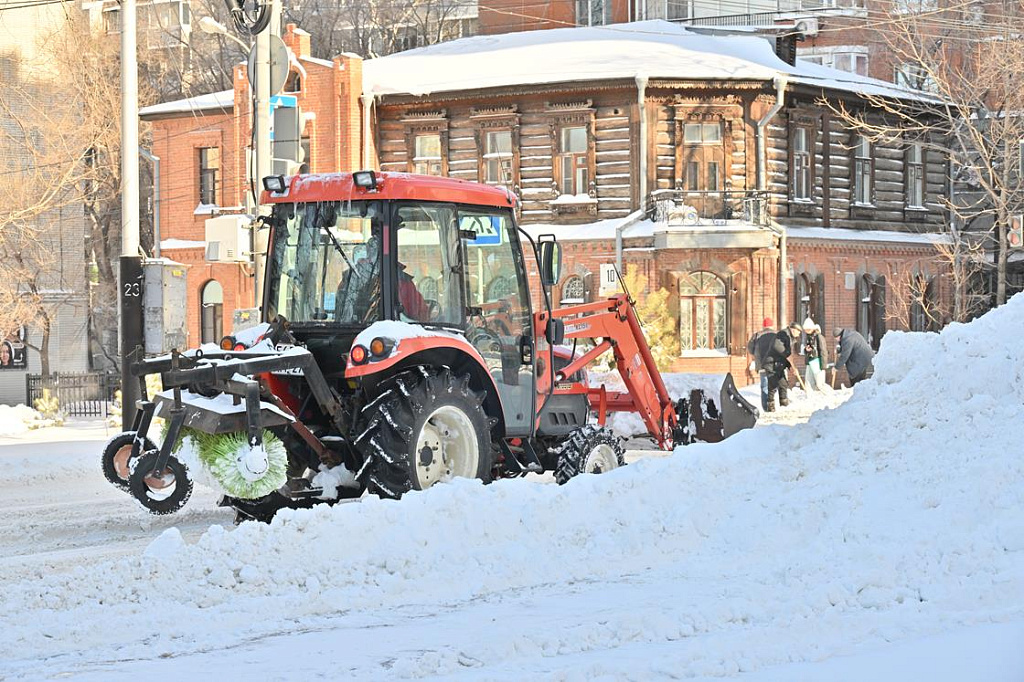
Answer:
553;425;625;485
356;368;494;499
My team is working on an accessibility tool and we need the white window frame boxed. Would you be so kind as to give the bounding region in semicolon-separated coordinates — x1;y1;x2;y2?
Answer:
894;63;938;93
483;130;513;185
853;136;873;206
413;134;442;176
798;46;869;76
793;127;812;201
907;143;925;208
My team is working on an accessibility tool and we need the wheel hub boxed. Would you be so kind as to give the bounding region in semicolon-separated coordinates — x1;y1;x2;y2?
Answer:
143;468;176;490
414;406;478;489
584;443;618;475
113;444;133;479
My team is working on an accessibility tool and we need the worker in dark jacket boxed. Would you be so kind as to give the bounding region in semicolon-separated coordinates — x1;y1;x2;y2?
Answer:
832;328;875;386
747;317;775;410
752;323;794;411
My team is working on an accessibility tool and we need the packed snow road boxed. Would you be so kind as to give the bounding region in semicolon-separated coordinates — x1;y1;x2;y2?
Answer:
0;423;234;585
2;298;1024;680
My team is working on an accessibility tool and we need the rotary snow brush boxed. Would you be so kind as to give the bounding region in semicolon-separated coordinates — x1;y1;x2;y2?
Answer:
166;424;288;499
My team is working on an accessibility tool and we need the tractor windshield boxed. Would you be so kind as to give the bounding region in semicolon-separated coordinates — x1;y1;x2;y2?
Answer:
266;201;383;325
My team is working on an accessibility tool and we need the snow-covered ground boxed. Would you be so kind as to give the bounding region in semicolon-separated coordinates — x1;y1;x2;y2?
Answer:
2;297;1023;680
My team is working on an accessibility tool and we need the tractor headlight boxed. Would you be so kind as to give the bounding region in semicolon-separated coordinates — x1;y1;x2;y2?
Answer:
353;170;378;191
262;175;287;193
219;336;236;351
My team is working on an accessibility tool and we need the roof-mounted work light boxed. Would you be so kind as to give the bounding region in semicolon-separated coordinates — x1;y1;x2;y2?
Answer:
262;175;287;194
353;170;378;191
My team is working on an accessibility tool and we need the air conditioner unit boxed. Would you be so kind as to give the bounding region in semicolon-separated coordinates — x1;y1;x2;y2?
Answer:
795;18;819;37
205;214;253;263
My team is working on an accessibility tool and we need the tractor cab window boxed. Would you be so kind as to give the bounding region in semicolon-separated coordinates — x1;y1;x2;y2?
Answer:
394;203;461;325
266;200;383;325
459;205;533;432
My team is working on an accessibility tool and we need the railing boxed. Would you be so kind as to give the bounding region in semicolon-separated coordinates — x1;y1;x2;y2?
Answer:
647;189;770;226
26;372;120;418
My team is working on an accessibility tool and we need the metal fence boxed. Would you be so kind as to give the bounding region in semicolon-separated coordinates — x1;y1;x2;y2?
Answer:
26;372;120;418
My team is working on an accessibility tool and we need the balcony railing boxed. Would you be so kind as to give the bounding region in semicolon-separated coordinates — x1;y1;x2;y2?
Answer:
647;189;770;226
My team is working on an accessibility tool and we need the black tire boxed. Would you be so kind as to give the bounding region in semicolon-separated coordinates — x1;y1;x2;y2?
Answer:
128;449;194;515
355;367;494;500
101;431;156;491
552;425;626;485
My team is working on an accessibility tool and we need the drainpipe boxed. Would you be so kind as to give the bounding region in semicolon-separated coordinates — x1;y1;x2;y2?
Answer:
617;73;649;280
755;76;788;325
615;209;646;277
635;73;649;214
360;92;374;170
138;147;160;258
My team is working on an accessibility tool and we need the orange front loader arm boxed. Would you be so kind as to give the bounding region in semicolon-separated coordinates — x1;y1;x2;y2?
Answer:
540;294;679;449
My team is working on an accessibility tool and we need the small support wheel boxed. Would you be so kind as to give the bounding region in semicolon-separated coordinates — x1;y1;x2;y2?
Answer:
102;431;156;491
553;425;625;485
128;450;194;515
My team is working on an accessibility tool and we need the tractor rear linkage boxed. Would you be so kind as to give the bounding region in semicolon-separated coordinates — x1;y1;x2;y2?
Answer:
125;345;346;479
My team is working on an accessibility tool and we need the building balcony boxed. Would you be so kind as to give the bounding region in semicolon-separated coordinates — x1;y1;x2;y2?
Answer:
648;189;774;250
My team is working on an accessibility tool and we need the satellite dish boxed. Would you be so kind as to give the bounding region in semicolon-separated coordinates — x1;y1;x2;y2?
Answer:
247;35;290;96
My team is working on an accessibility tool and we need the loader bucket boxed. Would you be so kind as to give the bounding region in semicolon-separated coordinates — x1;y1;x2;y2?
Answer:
673;373;758;445
719;372;758;438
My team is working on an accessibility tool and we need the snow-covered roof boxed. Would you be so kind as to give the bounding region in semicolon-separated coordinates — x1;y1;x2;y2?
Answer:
362;20;932;102
785;225;950;245
139;90;234;119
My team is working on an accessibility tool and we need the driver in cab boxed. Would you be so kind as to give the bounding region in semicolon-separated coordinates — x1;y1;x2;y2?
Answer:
398;261;430;321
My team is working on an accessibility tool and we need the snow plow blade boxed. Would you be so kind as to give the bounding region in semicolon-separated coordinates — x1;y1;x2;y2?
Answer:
674;373;758;444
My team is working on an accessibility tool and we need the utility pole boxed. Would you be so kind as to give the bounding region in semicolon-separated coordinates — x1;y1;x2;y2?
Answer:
119;0;144;431
252;0;281;311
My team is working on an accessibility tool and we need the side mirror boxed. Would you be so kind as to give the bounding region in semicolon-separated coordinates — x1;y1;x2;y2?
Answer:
538;239;562;287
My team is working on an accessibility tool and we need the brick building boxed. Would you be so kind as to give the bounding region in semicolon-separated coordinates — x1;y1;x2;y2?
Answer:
144;20;951;381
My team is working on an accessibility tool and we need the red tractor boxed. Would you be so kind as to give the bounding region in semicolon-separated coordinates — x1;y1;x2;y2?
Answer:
103;171;757;520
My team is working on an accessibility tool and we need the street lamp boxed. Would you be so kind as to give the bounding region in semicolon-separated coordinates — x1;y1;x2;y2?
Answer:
198;16;250;51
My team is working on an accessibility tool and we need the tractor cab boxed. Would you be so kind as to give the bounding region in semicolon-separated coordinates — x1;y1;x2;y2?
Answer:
262;171;538;437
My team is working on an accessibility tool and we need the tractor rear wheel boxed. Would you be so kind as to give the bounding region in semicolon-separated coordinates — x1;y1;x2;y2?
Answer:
553;425;625;485
102;431;156;491
355;367;494;499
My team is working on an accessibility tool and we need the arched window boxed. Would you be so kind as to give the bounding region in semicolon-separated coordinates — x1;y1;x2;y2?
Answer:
679;271;727;351
794;271;826;336
200;280;223;345
560;275;585;304
857;274;886;350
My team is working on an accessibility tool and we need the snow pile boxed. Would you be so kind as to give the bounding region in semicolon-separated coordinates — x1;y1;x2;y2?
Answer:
0;404;51;437
2;298;1024;676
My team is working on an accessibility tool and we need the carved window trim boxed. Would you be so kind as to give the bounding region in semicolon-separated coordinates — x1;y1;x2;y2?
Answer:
672;106;734;193
403;110;449;176
471;110;520;187
788;112;818;215
546;102;597;200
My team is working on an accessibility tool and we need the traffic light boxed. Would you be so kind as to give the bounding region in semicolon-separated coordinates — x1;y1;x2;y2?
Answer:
1010;215;1023;249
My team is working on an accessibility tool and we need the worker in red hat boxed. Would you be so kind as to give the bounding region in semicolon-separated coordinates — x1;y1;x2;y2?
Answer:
746;317;776;410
